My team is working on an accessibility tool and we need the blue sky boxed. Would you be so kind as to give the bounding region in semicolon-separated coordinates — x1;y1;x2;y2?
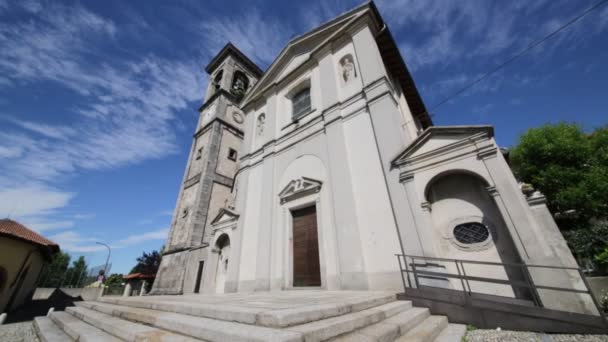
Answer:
0;0;606;274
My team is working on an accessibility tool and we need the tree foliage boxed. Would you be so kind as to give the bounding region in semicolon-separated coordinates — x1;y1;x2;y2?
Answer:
130;249;162;275
510;123;608;271
105;273;124;287
39;252;71;287
39;253;89;287
510;123;608;227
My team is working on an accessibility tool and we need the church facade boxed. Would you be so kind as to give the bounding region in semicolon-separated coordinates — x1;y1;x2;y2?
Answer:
151;2;586;311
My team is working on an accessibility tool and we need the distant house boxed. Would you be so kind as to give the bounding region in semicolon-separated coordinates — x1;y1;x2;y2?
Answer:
0;219;59;313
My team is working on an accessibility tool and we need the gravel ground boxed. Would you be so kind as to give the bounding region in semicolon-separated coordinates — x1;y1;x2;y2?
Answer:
0;322;40;342
466;329;608;342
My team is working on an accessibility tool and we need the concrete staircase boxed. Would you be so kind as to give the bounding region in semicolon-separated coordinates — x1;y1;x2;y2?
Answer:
33;291;465;341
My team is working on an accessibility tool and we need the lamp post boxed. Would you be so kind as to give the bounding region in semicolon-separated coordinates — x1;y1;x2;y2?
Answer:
96;242;111;276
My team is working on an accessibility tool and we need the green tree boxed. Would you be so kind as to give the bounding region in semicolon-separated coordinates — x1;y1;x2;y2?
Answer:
105;273;124;287
64;256;88;288
130;249;162;275
510;123;608;270
39;252;71;287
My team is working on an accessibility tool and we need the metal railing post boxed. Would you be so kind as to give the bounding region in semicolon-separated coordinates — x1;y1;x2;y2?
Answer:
411;257;420;289
578;268;606;321
403;255;412;288
460;261;472;294
522;264;544;307
397;255;407;293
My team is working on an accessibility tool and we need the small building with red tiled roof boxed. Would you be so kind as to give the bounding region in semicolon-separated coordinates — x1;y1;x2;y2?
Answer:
0;219;60;314
122;273;155;297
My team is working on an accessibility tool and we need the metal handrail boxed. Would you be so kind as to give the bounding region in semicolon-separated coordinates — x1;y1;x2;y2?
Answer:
395;253;606;321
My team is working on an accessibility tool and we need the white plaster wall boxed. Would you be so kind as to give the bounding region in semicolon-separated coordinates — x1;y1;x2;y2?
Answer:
342;111;402;290
236;164;263;291
332;40;363;102
251;103;269;151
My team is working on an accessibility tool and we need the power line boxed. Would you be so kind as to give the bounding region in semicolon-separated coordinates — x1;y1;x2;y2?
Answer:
416;0;608;121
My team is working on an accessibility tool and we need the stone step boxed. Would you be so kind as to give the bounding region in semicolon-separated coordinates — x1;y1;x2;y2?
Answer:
433;323;467;342
66;305;200;341
76;301;302;342
328;306;429;342
286;301;412;342
33;316;74;342
48;311;122;342
258;294;398;328
384;307;430;336
97;293;397;327
394;316;448;342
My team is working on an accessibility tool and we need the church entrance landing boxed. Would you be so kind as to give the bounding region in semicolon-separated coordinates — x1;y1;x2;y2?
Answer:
37;290;466;341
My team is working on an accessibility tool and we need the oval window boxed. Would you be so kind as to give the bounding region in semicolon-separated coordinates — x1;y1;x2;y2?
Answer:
453;222;490;244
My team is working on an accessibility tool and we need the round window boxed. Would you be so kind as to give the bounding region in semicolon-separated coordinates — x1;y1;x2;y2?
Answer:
453;222;490;244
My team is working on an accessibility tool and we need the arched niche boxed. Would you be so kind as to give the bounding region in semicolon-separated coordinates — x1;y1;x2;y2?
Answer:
425;171;533;300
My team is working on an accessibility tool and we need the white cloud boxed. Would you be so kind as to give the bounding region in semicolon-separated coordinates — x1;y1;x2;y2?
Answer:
49;228;169;253
0;2;203;183
113;229;169;248
376;0;607;74
7;119;76;140
48;231;103;253
199;9;291;67
23;220;75;232
0;185;74;218
0;1;204;240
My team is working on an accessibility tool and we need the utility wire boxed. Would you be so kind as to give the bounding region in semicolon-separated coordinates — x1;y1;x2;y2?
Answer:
414;0;608;122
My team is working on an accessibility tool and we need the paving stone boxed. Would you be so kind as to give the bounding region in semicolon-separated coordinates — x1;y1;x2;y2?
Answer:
435;323;467;342
33;317;71;342
67;305;200;341
98;297;262;324
394;315;448;342
466;330;608;342
286;301;408;342
49;311;122;342
257;297;404;328
79;300;302;342
384;307;430;335
0;321;40;342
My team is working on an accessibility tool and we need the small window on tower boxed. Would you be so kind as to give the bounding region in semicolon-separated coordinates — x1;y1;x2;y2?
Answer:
213;70;223;90
196;147;203;160
228;148;238;161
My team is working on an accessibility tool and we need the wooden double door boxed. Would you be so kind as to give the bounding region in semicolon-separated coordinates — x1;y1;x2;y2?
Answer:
292;206;321;287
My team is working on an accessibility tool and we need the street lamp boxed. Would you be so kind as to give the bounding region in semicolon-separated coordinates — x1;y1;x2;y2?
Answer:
96;242;111;276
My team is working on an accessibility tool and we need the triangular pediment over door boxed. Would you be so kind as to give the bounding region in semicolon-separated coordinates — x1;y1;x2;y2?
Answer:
279;177;323;204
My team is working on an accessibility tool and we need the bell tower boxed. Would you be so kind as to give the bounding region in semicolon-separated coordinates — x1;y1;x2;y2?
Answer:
152;43;262;295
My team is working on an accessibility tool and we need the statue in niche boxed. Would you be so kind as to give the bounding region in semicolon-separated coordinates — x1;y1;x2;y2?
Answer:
257;114;265;136
340;55;356;83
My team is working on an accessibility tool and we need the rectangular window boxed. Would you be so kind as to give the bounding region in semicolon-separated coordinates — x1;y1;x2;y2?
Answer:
193;261;204;293
228;148;237;161
292;87;311;120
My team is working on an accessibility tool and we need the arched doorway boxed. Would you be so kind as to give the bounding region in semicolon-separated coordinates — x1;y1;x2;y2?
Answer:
426;171;532;300
214;234;230;294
